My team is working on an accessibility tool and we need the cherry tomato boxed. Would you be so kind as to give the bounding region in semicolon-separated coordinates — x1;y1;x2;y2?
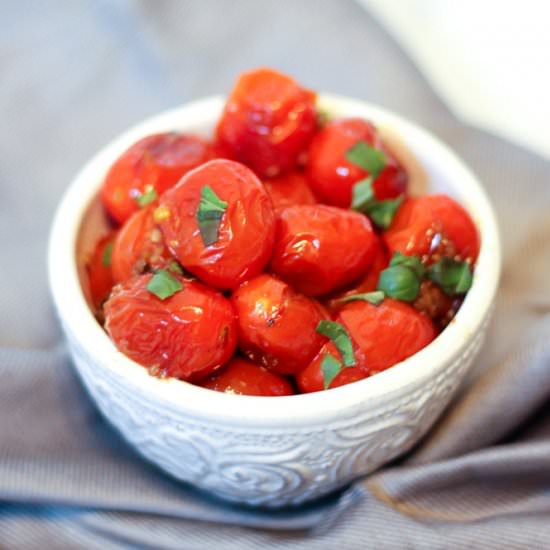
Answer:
296;342;369;393
384;195;480;262
159;159;275;290
86;233;116;311
111;204;173;283
297;298;435;392
270;205;377;296
306;118;407;207
232;274;328;375
263;171;316;210
216;68;317;178
414;280;459;330
101;133;214;225
104;274;237;381
201;357;294;396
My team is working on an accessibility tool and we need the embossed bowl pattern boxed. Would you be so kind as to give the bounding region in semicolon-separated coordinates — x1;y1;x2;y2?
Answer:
49;96;501;507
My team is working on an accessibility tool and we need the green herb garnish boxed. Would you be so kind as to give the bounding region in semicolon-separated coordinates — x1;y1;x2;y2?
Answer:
136;186;158;208
427;257;473;295
316;320;356;367
377;252;425;302
196;185;228;247
350;177;403;229
102;242;113;267
146;269;183;300
346;141;387;179
167;260;184;275
336;290;385;306
321;353;342;390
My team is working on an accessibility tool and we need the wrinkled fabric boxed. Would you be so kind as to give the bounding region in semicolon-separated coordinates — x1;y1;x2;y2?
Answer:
2;0;550;548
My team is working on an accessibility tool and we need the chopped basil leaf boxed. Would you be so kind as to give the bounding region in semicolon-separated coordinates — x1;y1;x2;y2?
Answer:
428;257;473;295
316;320;356;367
102;242;113;267
337;291;385;306
390;252;426;279
167;260;184;275
321;353;342;390
346;141;386;179
146;269;183;300
136;186;158;208
377;265;421;302
367;195;404;229
196;185;228;247
351;177;375;211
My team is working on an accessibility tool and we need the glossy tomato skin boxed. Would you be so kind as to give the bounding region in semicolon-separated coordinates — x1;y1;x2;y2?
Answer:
296;342;369;393
87;233;116;311
104;274;237;381
111;204;173;283
263;171;316;210
306;118;408;207
216;68;317;178
384;195;480;262
297;298;436;392
270;205;377;296
201;357;294;396
159;159;275;290
324;235;389;314
101;133;214;225
232;274;328;375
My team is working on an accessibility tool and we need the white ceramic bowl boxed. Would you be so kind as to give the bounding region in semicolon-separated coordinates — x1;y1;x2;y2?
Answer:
48;95;500;508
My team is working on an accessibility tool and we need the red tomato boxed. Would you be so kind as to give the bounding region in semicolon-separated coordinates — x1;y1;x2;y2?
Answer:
111;204;173;283
232;274;327;375
306;118;407;207
324;235;389;313
216;68;317;178
201;357;294;396
86;233;116;311
270;205;377;296
159;159;275;290
101;133;214;225
263;171;316;210
297;298;435;392
296;342;369;393
104;274;237;381
384;195;480;262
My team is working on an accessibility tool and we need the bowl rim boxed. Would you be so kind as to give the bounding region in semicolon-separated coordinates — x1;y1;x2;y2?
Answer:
48;94;501;425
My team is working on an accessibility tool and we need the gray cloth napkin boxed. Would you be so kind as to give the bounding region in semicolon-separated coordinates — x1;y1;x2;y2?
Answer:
2;1;550;548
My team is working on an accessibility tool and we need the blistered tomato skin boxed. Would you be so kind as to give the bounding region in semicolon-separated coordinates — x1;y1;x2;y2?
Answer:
87;233;116;311
216;68;318;178
232;274;328;375
306;118;408;207
263;171;317;210
201;357;295;396
104;274;237;381
270;205;377;296
101;133;214;225
159;159;275;290
111;204;172;283
384;195;480;262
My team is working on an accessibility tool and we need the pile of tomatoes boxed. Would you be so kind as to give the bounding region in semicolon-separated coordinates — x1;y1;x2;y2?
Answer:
87;68;479;396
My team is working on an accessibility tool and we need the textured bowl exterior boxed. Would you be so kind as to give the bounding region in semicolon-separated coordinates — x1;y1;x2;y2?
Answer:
49;96;500;507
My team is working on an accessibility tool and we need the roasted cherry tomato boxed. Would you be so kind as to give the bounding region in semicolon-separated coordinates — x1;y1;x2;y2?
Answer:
216;68;317;178
232;274;327;374
263;171;316;210
270;205;376;296
306;118;407;207
324;235;389;313
158;159;275;290
201;357;294;396
86;233;116;311
384;195;480;262
104;274;237;381
101;132;214;225
297;298;435;392
111;204;173;283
